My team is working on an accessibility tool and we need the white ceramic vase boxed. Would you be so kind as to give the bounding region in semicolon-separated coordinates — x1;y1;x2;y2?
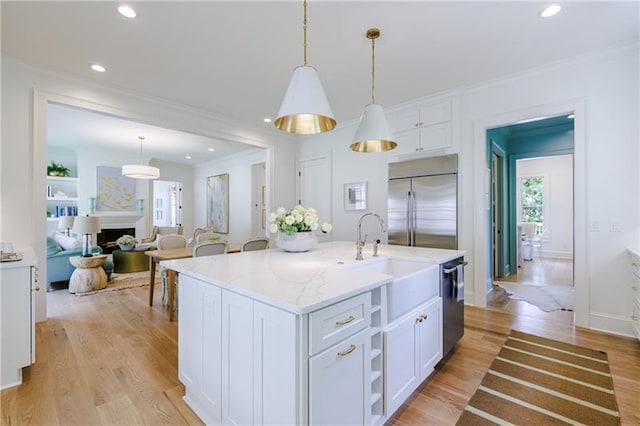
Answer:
119;244;135;251
275;231;317;252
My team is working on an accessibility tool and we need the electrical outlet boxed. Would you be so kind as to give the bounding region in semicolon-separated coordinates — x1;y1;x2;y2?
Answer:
610;221;621;232
591;221;600;232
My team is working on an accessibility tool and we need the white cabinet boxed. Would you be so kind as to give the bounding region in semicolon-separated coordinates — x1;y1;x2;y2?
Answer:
387;101;452;154
179;275;297;426
629;250;640;341
179;275;222;425
383;297;442;417
1;250;37;390
309;328;371;426
46;176;79;221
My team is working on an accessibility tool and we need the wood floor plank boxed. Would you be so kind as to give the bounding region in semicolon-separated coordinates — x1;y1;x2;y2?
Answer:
2;281;638;425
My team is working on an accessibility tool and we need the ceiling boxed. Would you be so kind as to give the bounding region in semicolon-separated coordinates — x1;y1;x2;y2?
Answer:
2;1;638;164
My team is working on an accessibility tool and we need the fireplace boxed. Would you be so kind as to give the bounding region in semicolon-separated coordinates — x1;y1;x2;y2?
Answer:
97;227;135;254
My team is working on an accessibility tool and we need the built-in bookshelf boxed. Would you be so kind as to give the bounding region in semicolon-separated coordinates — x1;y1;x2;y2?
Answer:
46;176;78;221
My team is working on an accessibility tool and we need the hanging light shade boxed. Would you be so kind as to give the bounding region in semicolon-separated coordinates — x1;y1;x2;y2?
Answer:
122;136;160;179
274;0;336;134
350;28;397;153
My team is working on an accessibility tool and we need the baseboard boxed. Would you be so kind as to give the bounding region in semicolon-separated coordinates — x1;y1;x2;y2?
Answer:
541;250;573;260
588;312;635;338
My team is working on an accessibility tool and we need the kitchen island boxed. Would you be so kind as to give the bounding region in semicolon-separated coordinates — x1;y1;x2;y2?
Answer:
162;241;464;425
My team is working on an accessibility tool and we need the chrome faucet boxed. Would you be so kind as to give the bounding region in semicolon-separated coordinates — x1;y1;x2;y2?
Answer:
356;213;386;260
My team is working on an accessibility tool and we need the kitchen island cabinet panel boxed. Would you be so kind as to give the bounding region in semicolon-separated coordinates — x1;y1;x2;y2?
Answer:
309;327;371;426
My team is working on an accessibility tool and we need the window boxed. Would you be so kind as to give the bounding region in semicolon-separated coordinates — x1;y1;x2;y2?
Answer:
521;176;544;233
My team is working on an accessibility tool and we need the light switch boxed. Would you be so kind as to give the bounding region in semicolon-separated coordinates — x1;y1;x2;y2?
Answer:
591;221;600;232
609;221;621;232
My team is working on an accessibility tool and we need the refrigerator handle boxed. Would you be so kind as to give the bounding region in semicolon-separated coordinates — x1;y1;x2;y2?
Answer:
411;191;417;246
406;191;412;245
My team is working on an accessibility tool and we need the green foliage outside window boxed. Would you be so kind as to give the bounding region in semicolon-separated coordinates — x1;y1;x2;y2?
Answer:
521;176;544;229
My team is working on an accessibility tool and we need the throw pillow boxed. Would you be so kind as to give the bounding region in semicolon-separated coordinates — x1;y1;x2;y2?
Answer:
47;237;63;256
52;232;83;250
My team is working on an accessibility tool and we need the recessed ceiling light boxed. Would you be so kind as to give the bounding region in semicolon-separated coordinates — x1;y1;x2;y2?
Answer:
208;148;215;152
118;5;136;18
540;5;561;18
263;118;272;123
185;155;192;160
90;64;106;72
567;114;575;119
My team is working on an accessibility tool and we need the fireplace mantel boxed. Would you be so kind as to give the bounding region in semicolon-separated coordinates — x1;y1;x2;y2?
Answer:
92;212;144;229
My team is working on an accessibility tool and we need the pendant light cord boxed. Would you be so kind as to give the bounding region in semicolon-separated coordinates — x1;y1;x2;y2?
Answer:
303;0;308;66
138;136;145;165
371;36;376;104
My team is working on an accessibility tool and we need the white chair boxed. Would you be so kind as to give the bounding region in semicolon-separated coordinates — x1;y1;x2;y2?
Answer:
195;232;224;245
519;222;540;261
193;241;228;257
156;234;187;310
531;228;546;261
241;237;269;252
188;227;215;247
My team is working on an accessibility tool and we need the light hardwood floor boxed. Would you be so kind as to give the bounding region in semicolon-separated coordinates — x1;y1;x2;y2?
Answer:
2;283;638;425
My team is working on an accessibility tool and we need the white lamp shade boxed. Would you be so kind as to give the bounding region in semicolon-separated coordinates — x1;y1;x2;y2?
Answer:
73;215;101;234
350;103;397;153
274;66;336;134
58;215;75;229
122;164;160;179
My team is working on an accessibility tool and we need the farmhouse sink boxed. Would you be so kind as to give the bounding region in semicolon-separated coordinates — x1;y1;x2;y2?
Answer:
346;257;440;321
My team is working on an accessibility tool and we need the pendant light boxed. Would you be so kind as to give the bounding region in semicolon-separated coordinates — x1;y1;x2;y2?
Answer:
122;136;160;179
350;28;397;153
274;0;336;134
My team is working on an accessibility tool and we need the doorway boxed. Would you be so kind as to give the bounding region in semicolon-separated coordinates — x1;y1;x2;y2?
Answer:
251;162;266;237
486;115;575;316
152;180;183;227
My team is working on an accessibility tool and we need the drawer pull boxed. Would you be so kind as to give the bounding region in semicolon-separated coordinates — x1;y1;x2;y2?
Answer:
416;314;428;323
337;345;356;357
336;315;356;326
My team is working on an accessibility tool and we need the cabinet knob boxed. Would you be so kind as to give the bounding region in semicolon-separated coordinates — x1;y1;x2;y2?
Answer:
336;315;356;326
337;344;357;357
34;286;40;292
416;314;428;323
632;315;638;321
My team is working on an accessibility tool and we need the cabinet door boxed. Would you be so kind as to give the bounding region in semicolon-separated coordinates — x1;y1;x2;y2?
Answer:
416;298;443;379
253;302;297;425
383;312;420;417
387;108;420;133
179;276;223;424
309;328;370;426
419;122;452;152
222;290;254;426
0;267;32;389
202;283;222;422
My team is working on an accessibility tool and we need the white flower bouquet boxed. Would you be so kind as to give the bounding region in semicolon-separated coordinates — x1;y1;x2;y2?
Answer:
268;205;333;236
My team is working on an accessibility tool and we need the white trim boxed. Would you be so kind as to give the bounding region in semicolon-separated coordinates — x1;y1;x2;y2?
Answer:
472;98;588;329
588;312;636;338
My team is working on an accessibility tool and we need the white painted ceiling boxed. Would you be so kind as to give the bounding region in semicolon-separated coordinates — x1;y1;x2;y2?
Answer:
2;1;638;165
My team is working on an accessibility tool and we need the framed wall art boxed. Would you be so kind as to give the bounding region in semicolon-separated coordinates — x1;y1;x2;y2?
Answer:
344;181;367;211
206;173;229;233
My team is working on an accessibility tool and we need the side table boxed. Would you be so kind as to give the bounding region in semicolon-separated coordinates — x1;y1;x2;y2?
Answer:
69;255;108;293
113;249;150;273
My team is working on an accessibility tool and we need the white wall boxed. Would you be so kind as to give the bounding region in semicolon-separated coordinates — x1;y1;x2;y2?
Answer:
300;43;639;337
1;57;297;322
193;149;268;245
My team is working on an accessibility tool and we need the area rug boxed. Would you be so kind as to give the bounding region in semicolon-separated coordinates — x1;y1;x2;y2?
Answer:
494;282;575;312
75;271;160;296
456;330;621;425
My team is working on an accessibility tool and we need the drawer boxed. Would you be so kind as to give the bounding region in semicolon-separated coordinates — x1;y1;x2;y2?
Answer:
309;293;371;355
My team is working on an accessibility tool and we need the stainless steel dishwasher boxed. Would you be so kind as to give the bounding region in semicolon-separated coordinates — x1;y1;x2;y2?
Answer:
441;257;467;358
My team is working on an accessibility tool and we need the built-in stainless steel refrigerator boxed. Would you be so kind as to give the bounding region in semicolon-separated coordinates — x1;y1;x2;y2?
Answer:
388;154;463;357
388;154;458;250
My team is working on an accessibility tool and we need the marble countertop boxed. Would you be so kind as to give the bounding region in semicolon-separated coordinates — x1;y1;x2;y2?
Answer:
162;241;465;314
629;247;640;258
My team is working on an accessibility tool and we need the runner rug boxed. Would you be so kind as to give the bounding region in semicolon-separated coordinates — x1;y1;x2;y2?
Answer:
456;330;621;425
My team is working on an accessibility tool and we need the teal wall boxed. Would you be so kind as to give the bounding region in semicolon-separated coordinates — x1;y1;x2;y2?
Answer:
486;119;574;286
